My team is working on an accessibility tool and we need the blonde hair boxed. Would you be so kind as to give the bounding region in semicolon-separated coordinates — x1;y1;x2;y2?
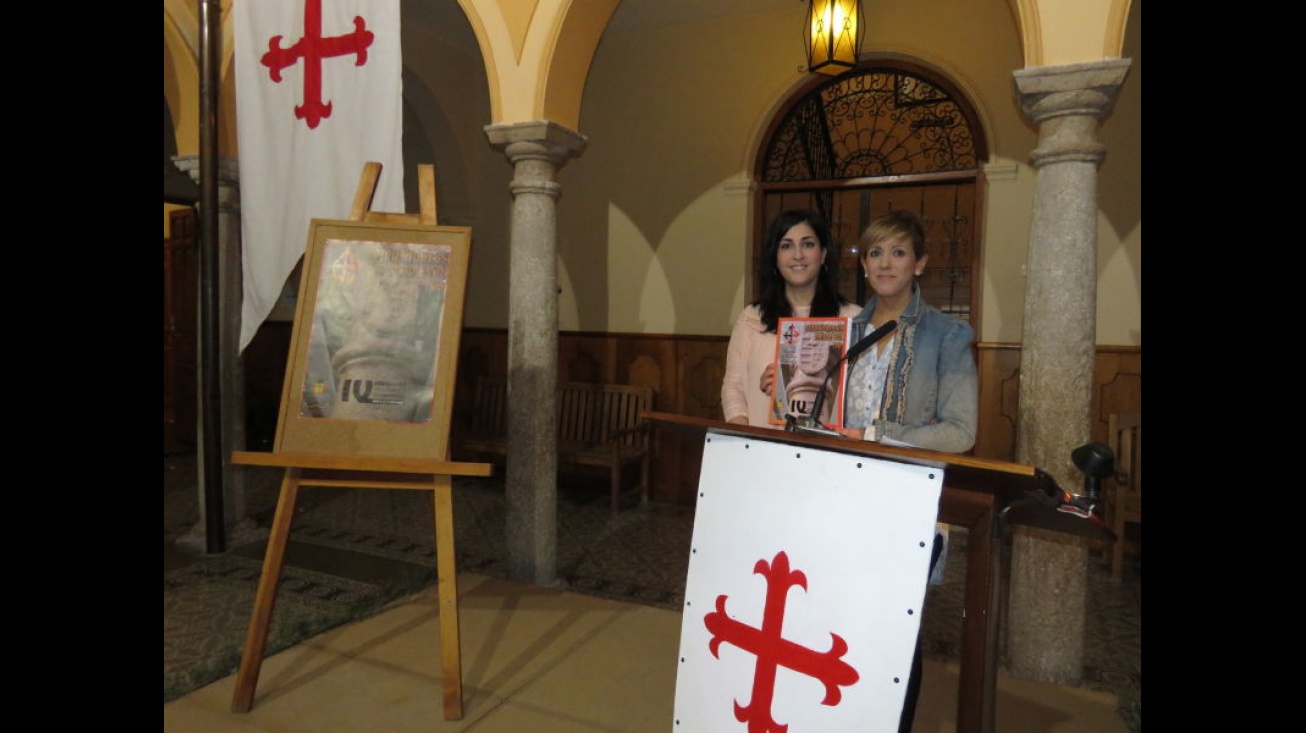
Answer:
860;209;926;259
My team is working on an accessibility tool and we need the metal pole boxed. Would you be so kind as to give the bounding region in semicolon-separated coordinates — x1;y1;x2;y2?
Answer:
198;0;225;553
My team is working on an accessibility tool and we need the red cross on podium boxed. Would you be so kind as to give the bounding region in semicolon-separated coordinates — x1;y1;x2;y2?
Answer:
705;551;860;732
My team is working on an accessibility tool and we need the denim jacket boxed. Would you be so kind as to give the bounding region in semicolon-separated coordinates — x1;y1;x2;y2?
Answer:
842;284;978;454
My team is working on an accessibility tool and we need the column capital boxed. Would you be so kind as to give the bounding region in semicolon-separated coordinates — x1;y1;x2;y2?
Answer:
1013;59;1132;167
173;155;241;208
172;154;240;185
484;120;588;168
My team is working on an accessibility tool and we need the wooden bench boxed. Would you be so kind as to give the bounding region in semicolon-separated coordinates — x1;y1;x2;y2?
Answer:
459;376;654;514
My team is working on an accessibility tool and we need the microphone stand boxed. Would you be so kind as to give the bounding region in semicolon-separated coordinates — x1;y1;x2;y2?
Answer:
786;319;897;438
786;411;841;437
788;372;843;437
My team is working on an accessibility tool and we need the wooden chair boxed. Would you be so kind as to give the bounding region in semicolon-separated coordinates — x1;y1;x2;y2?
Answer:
460;377;654;514
1103;412;1141;578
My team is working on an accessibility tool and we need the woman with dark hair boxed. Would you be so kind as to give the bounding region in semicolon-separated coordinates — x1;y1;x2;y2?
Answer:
721;208;859;426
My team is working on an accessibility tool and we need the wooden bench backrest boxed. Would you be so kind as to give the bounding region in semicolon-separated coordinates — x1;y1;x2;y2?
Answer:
557;382;652;446
469;377;652;445
1108;412;1141;516
469;376;509;437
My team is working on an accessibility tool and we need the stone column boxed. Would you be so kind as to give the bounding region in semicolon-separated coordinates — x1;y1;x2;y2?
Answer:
174;155;258;549
484;121;588;585
1006;59;1131;685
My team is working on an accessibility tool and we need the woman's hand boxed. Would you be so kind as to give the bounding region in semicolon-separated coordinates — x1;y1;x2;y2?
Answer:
759;363;776;394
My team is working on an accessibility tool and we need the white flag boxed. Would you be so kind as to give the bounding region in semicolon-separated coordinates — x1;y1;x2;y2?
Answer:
234;0;404;351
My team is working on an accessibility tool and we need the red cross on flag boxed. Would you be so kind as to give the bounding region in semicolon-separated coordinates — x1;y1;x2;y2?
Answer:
234;0;405;351
675;432;943;731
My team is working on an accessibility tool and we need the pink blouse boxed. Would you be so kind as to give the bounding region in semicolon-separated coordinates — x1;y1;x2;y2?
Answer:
721;302;861;426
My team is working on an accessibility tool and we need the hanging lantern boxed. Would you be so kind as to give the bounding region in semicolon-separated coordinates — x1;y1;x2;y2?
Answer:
806;0;864;75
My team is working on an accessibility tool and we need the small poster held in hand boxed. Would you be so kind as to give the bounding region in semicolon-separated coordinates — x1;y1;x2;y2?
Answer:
769;317;852;428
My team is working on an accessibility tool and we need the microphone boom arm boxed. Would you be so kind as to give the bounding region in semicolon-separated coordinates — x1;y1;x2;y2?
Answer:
804;319;898;432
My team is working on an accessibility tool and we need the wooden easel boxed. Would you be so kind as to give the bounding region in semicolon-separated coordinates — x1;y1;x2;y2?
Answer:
228;163;490;720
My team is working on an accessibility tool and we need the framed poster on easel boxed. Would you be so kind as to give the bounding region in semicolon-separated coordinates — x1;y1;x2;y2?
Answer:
230;163;488;721
275;218;471;461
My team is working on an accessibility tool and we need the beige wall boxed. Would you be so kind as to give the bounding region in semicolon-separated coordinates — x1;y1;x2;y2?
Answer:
163;8;199;235
164;0;1141;347
400;17;514;327
557;0;1139;346
981;2;1141;346
1095;1;1142;346
561;8;803;335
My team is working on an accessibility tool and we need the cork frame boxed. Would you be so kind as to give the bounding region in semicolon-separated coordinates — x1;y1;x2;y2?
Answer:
273;218;472;461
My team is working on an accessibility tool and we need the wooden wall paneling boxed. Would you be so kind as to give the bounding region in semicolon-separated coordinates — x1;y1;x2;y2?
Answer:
617;336;675;501
974;343;1142;463
974;344;1021;461
660;338;728;505
559;334;603;383
425;331;1139;507
627;350;666;405
450;328;506;460
1092;348;1141;444
605;333;669;399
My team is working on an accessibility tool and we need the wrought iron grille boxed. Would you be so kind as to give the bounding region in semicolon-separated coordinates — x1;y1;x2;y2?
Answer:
757;64;984;323
762;68;978;183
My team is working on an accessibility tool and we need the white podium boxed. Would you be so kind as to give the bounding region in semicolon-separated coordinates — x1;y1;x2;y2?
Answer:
675;431;943;731
645;413;1067;733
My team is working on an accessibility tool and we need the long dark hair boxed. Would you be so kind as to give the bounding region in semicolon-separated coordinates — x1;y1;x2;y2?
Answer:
753;208;848;333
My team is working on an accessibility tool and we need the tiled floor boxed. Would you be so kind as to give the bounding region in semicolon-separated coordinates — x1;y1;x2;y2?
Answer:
163;572;1131;732
164;453;1139;732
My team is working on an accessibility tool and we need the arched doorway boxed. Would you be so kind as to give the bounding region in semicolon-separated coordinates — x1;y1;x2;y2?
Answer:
755;59;988;330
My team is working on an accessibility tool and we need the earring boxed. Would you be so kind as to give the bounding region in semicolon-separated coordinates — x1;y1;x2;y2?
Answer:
915;270;923;276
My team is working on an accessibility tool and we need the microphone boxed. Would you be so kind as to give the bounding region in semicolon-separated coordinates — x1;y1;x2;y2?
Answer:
791;319;898;436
